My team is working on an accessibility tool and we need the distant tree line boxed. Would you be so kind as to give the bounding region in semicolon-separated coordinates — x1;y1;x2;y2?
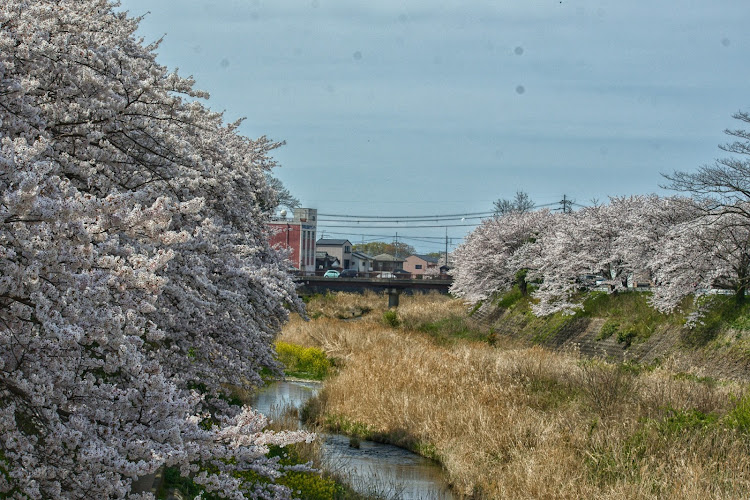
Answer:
353;241;416;257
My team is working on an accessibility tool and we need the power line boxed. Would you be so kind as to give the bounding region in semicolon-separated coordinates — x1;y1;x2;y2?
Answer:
317;211;494;220
317;202;563;222
316;230;464;240
316;215;489;223
317;222;480;229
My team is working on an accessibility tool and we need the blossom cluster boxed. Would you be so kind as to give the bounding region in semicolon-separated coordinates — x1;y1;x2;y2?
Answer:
1;1;310;498
451;194;750;316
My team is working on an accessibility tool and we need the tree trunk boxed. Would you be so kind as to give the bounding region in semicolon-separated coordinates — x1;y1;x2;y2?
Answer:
736;284;746;305
516;269;528;296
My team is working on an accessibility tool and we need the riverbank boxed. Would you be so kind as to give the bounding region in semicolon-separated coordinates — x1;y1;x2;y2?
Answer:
278;292;750;499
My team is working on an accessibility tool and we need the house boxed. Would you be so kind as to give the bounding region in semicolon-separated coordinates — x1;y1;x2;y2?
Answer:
315;251;340;272
351;251;373;275
267;208;317;272
316;238;353;269
403;254;440;276
372;253;405;273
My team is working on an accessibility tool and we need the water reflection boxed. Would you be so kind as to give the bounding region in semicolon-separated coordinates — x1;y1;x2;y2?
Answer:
322;434;455;500
252;379;320;417
252;380;456;499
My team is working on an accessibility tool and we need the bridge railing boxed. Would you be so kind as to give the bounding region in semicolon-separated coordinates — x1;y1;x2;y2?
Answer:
290;270;451;280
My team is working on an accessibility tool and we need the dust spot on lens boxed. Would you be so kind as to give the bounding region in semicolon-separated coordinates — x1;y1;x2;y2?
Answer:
515;85;525;95
721;38;731;47
220;58;230;68
514;46;524;56
353;51;362;60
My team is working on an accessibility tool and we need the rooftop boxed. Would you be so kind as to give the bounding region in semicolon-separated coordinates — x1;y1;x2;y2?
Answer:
316;238;351;246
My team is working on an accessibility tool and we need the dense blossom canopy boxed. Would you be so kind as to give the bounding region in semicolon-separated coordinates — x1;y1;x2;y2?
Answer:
450;209;553;303
0;1;309;498
451;194;748;318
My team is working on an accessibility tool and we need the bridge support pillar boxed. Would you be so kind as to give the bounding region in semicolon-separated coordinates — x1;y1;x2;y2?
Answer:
387;287;401;308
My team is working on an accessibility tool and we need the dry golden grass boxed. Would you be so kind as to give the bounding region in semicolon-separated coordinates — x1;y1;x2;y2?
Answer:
304;290;386;319
278;293;750;499
390;291;468;325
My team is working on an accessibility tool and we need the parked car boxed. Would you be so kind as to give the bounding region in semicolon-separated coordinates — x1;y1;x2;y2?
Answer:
323;270;340;278
376;272;396;279
339;269;358;278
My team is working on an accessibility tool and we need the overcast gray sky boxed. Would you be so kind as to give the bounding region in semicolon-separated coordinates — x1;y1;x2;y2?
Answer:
118;0;750;253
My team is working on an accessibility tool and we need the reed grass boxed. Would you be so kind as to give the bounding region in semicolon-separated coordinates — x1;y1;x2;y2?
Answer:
278;293;750;499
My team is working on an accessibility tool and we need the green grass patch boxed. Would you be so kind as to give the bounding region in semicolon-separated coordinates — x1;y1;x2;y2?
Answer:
578;292;670;346
323;414;376;440
726;391;750;434
683;296;750;347
530;312;577;344
496;286;524;309
274;342;331;380
658;407;719;435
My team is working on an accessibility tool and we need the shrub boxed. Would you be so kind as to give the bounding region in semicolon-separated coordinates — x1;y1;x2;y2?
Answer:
275;342;331;380
382;310;400;328
616;326;638;347
577;359;637;415
597;319;619;340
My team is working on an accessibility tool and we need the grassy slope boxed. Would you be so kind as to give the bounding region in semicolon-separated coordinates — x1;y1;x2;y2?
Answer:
483;289;750;381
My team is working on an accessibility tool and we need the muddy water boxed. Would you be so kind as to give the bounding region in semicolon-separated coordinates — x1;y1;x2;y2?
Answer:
253;380;456;500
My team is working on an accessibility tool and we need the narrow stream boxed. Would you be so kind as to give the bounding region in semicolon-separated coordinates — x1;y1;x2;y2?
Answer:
253;380;456;500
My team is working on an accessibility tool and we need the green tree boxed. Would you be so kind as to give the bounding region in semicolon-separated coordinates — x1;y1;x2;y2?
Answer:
353;241;416;258
494;191;535;215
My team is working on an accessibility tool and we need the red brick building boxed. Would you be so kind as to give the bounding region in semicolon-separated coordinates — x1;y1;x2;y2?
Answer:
268;208;317;272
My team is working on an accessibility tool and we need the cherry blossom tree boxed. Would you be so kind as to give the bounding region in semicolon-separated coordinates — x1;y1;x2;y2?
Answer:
530;196;695;315
649;207;750;314
0;1;310;498
450;209;553;303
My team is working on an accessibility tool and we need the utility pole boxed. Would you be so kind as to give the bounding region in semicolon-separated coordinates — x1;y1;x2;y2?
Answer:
444;227;448;269
558;194;573;214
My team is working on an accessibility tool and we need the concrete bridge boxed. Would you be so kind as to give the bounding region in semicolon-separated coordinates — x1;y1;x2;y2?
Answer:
292;275;453;306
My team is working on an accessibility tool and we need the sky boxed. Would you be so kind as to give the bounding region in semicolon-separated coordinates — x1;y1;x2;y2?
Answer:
117;0;750;253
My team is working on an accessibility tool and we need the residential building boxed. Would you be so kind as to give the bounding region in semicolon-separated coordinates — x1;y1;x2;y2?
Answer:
351;251;373;275
316;238;353;269
372;253;405;273
403;254;440;276
315;251;340;272
267;208;317;272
